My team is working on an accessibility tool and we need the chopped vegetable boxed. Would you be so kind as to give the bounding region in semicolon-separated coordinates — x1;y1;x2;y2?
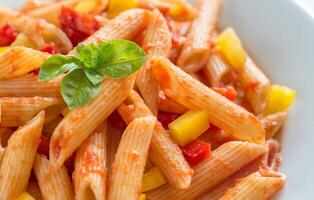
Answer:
75;0;98;13
263;85;296;115
16;192;35;200
0;46;10;54
157;111;180;129
142;166;166;192
181;140;211;166
169;110;210;146
0;23;18;46
211;86;238;101
107;0;137;18
217;28;246;70
40;43;59;54
60;6;99;46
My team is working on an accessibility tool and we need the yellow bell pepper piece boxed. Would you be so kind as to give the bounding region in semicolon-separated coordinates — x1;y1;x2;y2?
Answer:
11;33;36;49
169;110;210;146
217;27;246;70
75;0;98;13
139;193;146;200
142;166;166;192
263;85;296;116
16;192;35;200
0;46;10;54
107;0;137;18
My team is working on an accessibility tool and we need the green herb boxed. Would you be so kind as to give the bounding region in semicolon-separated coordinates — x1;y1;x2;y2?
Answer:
39;39;146;109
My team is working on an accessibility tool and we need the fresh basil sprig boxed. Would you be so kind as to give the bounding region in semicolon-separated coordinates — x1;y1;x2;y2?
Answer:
39;39;146;109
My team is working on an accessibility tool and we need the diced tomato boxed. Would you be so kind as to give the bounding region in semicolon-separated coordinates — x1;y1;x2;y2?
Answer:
60;6;100;46
37;136;50;157
246;81;260;90
108;110;127;131
211;86;238;101
181;140;211;166
0;23;18;46
157;111;180;129
40;43;59;54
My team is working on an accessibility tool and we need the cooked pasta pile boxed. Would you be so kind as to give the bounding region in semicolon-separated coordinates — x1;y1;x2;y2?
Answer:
0;0;296;200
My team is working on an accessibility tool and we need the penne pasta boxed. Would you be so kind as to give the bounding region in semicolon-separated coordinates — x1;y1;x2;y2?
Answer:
108;116;156;200
74;122;107;200
158;91;188;114
177;0;222;72
43;116;63;137
26;182;43;200
0;47;49;80
0;127;13;148
219;170;286;200
0;97;63;127
106;123;123;169
0;111;45;200
146;141;267;200
204;53;231;87
0;7;72;53
34;154;74;200
238;55;271;114
151;56;265;144
79;9;151;47
50;74;136;168
136;9;171;115
118;90;193;189
262;110;288;139
0;74;62;98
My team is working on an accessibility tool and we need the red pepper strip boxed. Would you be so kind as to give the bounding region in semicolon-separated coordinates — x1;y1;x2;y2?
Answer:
40;43;59;54
157;111;180;129
211;86;238;101
60;6;100;46
181;140;211;166
0;23;18;46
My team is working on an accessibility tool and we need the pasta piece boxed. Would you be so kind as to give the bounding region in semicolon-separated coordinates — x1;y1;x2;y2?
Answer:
26;182;42;200
262;111;288;139
43;116;62;137
0;74;62;98
50;74;136;168
20;0;52;13
0;97;63;127
238;55;271;114
136;9;171;115
158;91;187;114
27;0;79;26
34;154;74;200
0;149;5;167
219;170;286;200
146;141;267;200
108;116;156;200
151;56;265;144
204;53;231;87
0;111;45;200
118;90;193;188
177;0;222;72
74;122;107;200
0;7;72;53
0;47;49;80
79;9;151;47
0;127;13;147
106;124;123;169
45;103;66;124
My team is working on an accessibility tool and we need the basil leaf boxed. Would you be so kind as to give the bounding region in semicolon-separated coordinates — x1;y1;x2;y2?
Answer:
76;44;84;56
78;43;107;69
39;55;80;81
61;68;100;109
84;68;103;85
98;39;146;78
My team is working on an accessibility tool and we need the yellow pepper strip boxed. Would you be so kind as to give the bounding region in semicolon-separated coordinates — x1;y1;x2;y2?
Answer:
0;46;10;54
217;27;246;70
16;192;35;200
75;0;98;13
263;84;296;116
107;0;137;18
169;110;210;146
142;166;166;192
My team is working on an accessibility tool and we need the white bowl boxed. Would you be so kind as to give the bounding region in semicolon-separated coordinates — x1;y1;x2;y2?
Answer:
1;0;314;199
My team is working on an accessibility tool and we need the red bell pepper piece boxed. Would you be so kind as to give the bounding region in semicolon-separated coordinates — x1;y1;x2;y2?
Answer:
40;43;59;54
0;23;18;46
181;140;211;166
157;111;180;129
211;86;238;101
60;6;99;46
